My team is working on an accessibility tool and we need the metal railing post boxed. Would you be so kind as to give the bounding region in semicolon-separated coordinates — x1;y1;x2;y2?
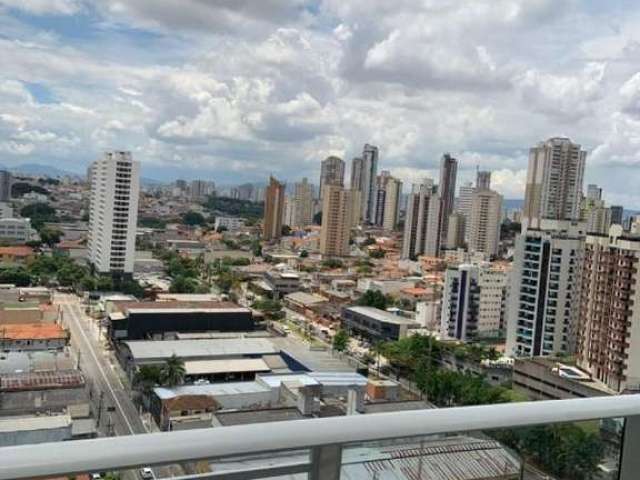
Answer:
619;415;640;480
309;444;342;480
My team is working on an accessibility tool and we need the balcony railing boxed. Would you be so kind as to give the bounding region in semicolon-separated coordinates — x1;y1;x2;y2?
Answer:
1;395;639;480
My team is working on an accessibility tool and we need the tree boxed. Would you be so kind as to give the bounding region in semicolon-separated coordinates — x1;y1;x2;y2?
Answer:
322;258;344;269
216;225;228;233
299;249;309;258
80;275;97;291
162;354;186;387
20;203;57;229
96;275;114;291
170;275;198;293
281;225;292;236
39;227;63;247
356;290;389;310
332;329;349;352
0;267;31;286
134;365;165;394
369;248;385;259
182;211;206;226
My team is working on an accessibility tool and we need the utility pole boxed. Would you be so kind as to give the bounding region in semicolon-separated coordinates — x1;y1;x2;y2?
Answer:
76;349;81;370
96;391;105;427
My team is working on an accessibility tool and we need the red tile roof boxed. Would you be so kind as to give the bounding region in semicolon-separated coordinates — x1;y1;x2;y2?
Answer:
0;246;34;257
0;323;68;340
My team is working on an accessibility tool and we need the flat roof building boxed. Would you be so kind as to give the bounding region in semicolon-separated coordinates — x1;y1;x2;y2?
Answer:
342;306;419;342
108;301;254;340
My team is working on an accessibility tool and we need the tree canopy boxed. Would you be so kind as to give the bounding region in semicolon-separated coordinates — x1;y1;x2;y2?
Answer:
356;290;390;310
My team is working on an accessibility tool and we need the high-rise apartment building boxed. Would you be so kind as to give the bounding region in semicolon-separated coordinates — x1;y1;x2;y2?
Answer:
445;212;466;250
382;176;402;231
401;183;441;259
0;170;12;202
468;189;503;258
320;185;354;257
263;177;286;241
293;178;314;227
576;226;640;392
522;137;586;230
88;151;140;275
190;180;214;201
319;156;345;199
585;203;612;235
611;205;624;226
476;170;491;191
361;144;379;224
372;171;402;230
283;196;296;227
506;220;586;358
441;263;508;341
586;183;602;201
458;182;475;241
438;154;458;247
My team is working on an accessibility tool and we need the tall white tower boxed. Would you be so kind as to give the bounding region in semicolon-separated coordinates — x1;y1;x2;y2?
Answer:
88;151;140;275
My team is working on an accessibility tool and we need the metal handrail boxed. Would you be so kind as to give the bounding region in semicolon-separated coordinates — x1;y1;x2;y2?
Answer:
1;395;639;480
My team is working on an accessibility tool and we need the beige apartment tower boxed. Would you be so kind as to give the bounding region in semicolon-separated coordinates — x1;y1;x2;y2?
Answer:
577;225;640;392
320;185;354;257
468;189;503;258
293;177;314;227
523;137;586;230
263;176;286;241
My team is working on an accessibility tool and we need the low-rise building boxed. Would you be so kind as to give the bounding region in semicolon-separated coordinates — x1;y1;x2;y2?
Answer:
284;291;328;314
0;246;35;266
0;218;34;243
0;323;69;351
513;358;613;400
108;301;255;341
0;414;72;447
263;271;301;298
342;306;419;342
0;369;87;415
214;217;246;232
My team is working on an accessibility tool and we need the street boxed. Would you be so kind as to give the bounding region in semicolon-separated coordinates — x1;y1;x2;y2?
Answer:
57;293;177;479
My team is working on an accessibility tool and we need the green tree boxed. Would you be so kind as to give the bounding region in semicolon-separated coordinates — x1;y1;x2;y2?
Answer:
281;225;292;236
299;249;309;258
369;248;385;259
0;267;32;286
332;329;349;352
96;275;114;291
162;354;186;387
356;290;389;310
80;275;97;291
170;275;198;293
39;227;63;247
134;365;165;394
20;203;57;229
182;210;206;226
322;258;344;269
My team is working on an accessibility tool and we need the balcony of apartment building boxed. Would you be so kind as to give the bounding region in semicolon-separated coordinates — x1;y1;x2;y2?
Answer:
1;396;640;480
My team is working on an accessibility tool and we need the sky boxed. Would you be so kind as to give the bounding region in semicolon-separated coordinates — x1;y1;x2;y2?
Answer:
2;1;640;205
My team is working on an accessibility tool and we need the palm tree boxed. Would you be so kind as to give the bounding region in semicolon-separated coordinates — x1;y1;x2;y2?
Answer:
162;354;186;387
133;365;165;394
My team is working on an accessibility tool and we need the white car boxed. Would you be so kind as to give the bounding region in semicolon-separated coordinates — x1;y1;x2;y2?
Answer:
140;467;154;479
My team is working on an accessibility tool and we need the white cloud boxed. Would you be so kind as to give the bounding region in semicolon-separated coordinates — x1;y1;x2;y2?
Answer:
0;0;82;15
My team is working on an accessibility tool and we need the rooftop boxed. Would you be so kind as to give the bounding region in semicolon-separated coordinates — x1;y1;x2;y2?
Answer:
0;247;34;257
215;407;304;426
154;380;270;400
0;414;71;433
284;291;328;306
345;306;419;326
0;323;67;341
184;358;270;376
0;370;84;392
123;338;278;361
113;301;250;315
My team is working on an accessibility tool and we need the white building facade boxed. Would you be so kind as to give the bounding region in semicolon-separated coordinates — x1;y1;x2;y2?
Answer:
88;151;140;274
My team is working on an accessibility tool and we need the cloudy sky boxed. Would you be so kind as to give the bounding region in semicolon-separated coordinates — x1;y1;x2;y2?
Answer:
2;1;640;205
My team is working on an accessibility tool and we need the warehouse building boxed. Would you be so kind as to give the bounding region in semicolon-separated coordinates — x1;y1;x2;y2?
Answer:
342;306;419;342
108;301;254;340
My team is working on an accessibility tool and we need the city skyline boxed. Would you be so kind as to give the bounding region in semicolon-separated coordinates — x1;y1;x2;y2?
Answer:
2;2;640;207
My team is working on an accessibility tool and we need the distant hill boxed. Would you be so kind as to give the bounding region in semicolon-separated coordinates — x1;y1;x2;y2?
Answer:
9;163;81;179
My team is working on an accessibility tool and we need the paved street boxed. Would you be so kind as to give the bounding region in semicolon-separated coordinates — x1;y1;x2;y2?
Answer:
57;293;177;479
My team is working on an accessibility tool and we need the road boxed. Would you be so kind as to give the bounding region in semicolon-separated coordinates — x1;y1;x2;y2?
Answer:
57;293;175;479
